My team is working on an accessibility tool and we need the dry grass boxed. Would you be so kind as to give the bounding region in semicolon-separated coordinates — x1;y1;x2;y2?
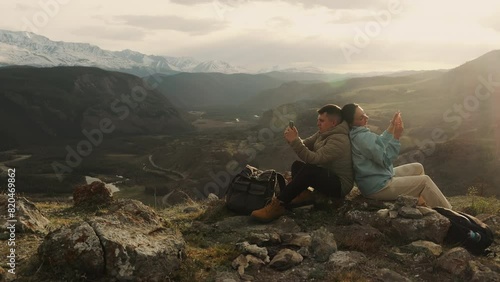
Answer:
449;195;500;216
175;244;238;282
35;201;82;228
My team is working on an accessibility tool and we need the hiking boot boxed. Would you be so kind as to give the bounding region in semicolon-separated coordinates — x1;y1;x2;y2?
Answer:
250;197;285;223
287;189;315;208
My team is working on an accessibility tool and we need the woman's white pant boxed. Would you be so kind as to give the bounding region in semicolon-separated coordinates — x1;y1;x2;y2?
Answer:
367;163;452;209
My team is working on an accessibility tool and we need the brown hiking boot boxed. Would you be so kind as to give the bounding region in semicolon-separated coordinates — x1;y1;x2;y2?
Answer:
250;197;285;223
288;189;315;208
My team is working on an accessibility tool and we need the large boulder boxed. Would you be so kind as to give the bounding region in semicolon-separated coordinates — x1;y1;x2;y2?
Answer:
38;221;104;279
343;196;451;244
436;247;471;276
38;199;185;281
389;212;450;243
90;217;184;280
73;181;112;207
0;195;50;234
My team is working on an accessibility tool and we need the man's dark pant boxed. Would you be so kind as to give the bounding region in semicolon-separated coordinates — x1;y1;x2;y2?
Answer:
277;160;342;204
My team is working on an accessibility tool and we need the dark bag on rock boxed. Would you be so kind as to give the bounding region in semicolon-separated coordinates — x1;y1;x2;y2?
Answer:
225;164;286;215
433;207;494;255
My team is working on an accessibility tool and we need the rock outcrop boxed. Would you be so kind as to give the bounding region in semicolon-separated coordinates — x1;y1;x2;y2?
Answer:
210;195;498;281
73;181;113;207
6;193;499;282
343;195;451;244
0;195;50;234
38;199;185;281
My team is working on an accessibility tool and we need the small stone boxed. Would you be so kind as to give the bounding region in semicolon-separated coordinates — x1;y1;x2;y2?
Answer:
231;254;248;271
281;233;312;247
311;227;337;262
298;246;311;258
269;249;303;271
389;211;399;218
236;242;268;261
247;232;281;246
395;195;418;208
207;193;219;202
377;209;390;218
399;207;423;219
409;240;442;256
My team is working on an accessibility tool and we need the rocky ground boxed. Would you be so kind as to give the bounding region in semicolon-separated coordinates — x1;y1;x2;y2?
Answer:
0;184;499;282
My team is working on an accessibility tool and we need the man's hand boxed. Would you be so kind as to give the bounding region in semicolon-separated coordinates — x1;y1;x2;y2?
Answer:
284;126;298;143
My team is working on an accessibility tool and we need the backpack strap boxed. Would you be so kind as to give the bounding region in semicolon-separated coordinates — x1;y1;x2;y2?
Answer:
275;172;286;196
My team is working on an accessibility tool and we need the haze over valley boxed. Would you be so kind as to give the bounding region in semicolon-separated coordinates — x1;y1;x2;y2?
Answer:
0;30;499;202
1;0;500;203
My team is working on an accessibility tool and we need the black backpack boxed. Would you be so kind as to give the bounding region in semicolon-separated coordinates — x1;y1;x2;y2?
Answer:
225;165;286;215
433;207;494;255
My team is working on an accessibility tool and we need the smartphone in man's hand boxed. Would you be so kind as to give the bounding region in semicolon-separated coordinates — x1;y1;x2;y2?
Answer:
289;120;294;129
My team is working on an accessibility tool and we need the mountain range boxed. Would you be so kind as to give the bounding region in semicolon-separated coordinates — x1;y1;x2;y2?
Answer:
0;29;339;76
0;66;193;149
0;29;251;76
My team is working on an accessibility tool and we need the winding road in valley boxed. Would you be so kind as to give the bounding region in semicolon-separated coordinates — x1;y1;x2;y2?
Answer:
0;153;32;174
143;154;186;181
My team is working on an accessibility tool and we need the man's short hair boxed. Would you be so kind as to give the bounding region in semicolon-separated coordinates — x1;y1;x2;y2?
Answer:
317;104;343;124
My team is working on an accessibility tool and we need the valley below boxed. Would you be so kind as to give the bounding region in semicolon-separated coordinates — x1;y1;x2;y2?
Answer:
1;104;499;208
1;50;500;206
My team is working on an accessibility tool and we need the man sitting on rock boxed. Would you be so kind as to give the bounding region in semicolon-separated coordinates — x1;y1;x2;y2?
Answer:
251;104;354;222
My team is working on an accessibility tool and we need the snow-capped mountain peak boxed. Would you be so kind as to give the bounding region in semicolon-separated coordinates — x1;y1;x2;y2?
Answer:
0;29;246;75
191;60;247;73
258;65;325;74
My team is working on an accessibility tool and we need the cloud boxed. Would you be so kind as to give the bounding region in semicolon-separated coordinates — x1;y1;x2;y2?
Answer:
15;3;37;11
114;15;226;35
481;14;500;32
169;0;387;10
167;28;496;72
275;0;388;9
328;9;381;24
171;31;348;69
72;26;147;41
266;17;293;29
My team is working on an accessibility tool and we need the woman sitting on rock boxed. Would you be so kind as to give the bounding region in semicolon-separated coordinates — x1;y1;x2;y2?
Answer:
341;103;452;209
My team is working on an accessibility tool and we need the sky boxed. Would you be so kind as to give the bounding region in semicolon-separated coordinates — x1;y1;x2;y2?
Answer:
1;0;500;73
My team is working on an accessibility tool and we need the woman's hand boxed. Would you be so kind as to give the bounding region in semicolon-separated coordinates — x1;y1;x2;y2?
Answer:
387;111;400;134
393;112;404;140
